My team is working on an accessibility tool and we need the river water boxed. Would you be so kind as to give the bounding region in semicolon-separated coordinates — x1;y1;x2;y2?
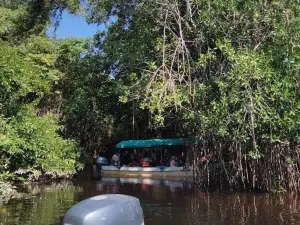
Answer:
1;172;300;225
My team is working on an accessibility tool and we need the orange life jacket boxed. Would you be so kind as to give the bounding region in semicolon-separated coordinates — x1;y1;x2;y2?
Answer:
141;160;150;167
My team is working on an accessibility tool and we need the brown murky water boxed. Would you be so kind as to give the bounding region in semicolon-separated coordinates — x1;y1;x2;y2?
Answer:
0;173;300;225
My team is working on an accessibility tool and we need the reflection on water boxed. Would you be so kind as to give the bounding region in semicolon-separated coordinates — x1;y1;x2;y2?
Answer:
0;175;300;225
0;182;81;225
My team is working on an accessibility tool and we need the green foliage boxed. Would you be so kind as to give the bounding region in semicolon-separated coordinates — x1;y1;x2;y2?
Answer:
84;0;300;191
1;106;81;173
0;171;26;184
61;53;135;156
0;42;49;116
2;0;300;192
0;39;83;174
0;0;81;42
0;1;85;185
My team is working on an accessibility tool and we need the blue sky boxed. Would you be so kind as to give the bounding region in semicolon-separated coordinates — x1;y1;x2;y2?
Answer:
47;10;104;39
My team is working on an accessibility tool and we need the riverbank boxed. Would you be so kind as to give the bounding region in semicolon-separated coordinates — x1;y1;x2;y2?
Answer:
0;169;77;203
0;181;20;204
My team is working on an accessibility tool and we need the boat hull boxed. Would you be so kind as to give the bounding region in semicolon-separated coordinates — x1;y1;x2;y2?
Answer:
101;166;193;179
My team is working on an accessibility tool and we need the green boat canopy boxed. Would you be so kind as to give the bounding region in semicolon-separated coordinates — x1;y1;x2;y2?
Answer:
115;138;204;149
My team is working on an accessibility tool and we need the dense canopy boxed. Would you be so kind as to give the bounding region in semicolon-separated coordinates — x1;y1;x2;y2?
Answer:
1;0;300;193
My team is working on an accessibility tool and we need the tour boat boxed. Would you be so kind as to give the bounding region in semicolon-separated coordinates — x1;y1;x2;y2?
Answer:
101;138;204;178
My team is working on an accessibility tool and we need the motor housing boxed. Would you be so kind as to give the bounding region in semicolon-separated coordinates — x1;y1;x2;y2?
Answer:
96;156;109;168
63;194;144;225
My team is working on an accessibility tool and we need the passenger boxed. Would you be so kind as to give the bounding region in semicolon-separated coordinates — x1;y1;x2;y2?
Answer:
141;153;152;167
170;156;177;167
201;155;207;163
128;155;140;167
128;160;140;167
121;150;131;165
111;152;120;166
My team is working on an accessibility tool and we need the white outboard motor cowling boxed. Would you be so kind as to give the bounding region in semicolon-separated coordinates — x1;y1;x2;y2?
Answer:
63;194;144;225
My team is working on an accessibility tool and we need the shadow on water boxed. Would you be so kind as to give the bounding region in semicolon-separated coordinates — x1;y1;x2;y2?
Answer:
1;168;300;225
